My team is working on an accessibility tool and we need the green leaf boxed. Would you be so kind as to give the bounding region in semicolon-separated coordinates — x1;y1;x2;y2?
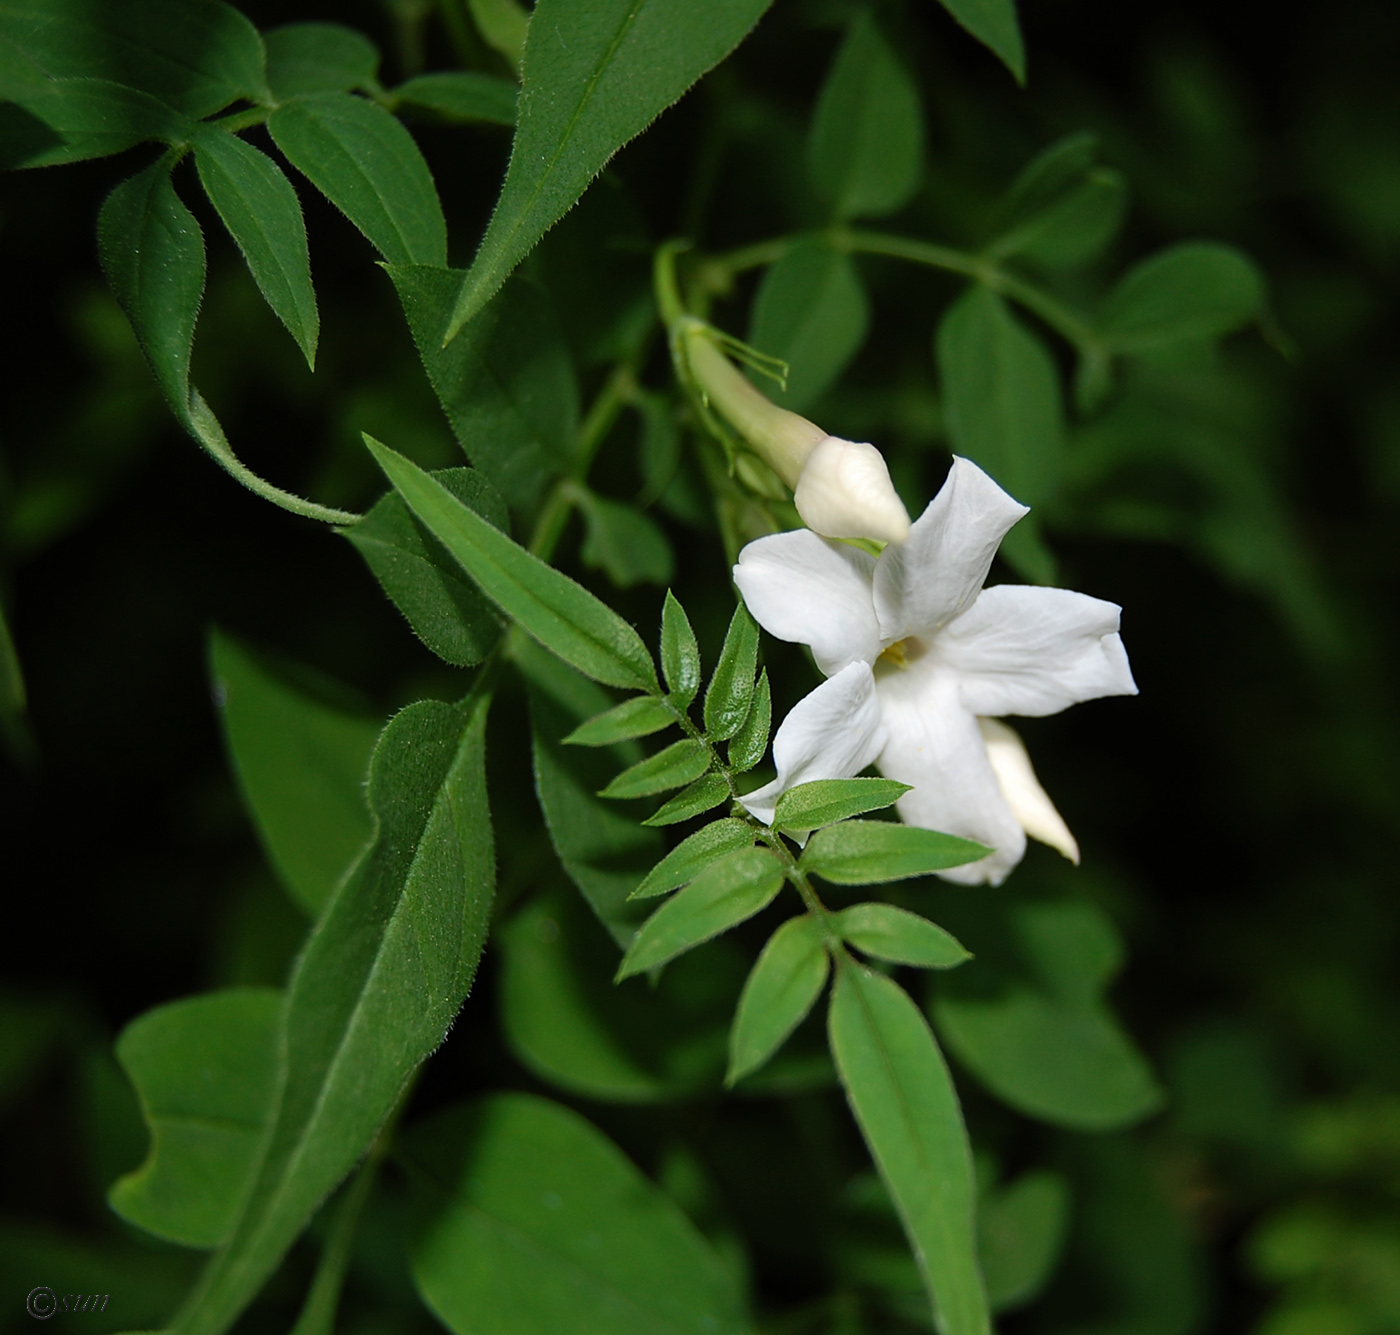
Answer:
263;23;378;99
444;0;775;341
829;957;989;1334
773;777;909;833
728;668;770;773
0;0;269;118
193;129;319;369
385;266;578;510
617;847;785;979
403;1094;752;1334
0;596;24;723
990;139;1128;269
0;78;193;169
268;92;446;267
343;467;505;668
808;15;924;221
564;695;675;747
367;436;657;692
109;989;281;1248
173;695;495;1335
466;0;529;69
801;820;988;884
1095;241;1265;351
631;818;756;900
599;738;711;800
749;239;870;411
660;590;701;709
394;71;517;125
98;158;204;419
210;631;379;917
834;903;970;970
997;132;1099;227
928;0;1025;85
728;914;829;1086
643;772;734;827
979;1170;1070;1313
704;603;760;741
579;491;676;587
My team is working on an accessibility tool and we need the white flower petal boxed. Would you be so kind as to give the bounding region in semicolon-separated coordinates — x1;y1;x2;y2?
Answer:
740;662;886;825
873;658;1026;886
978;718;1079;863
734;530;882;677
794;436;911;545
873;456;1029;642
939;585;1138;718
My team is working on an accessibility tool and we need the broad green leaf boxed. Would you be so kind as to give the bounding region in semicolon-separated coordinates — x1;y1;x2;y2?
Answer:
728;668;770;773
802;820;988;884
368;437;657;691
808;15;924;221
631;818;756;900
395;71;517;125
0;78;193;169
564;695;675;747
1010;170;1127;270
263;23;378;99
998;132;1099;227
385;266;578;510
0;0;269;117
704;603;759;741
193;129;318;369
749;240;870;411
660;590;701;709
773;777;909;832
728;914;829;1086
979;1170;1070;1313
928;0;1024;84
579;491;675;587
269;92;446;267
643;772;734;827
617;847;785;979
343;467;505;668
110;989;281;1248
403;1094;752;1334
98;159;204;418
834;903;969;970
599;738;711;800
1095;241;1265;351
444;0;775;341
210;631;379;917
828;957;989;1334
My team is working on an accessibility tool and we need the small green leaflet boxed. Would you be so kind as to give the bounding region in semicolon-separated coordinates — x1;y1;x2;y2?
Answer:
1;79;194;169
631;817;756;900
367;436;657;692
833;903;970;970
599;738;710;800
643;772;732;827
263;23;379;99
728;668;771;773
773;777;909;833
565;695;675;747
660;590;701;709
801;820;988;884
704;602;759;741
110;988;282;1249
444;0;775;342
394;71;518;126
828;957;990;1335
617;847;785;979
927;0;1025;85
727;914;829;1086
579;490;675;588
979;1171;1071;1313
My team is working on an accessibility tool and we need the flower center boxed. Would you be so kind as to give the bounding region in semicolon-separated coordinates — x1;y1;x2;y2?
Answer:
874;636;928;677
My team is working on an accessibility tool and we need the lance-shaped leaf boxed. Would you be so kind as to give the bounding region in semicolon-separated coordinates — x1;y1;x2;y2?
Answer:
834;903;970;970
802;820;988;885
705;603;759;741
599;738;710;800
727;914;829;1086
631;818;756;900
367;436;657;692
660;590;701;709
403;1094;752;1335
617;847;785;979
263;23;379;99
773;777;909;833
269;92;446;267
928;0;1025;85
728;668;770;773
565;695;675;747
394;71;518;125
210;631;379;916
172;696;494;1335
643;772;732;827
579;490;675;589
109;989;282;1249
194;128;319;369
829;957;990;1335
444;0;775;341
2;78;195;169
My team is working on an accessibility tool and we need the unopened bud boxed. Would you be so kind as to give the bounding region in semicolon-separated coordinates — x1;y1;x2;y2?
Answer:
978;718;1080;864
793;436;912;545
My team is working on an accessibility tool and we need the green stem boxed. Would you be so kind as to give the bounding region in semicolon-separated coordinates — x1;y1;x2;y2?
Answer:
285;1153;380;1335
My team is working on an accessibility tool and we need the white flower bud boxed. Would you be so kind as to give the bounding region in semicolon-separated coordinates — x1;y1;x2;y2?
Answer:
978;718;1080;864
793;436;912;545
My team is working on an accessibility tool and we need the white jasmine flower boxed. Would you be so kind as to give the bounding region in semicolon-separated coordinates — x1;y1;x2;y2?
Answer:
734;456;1137;885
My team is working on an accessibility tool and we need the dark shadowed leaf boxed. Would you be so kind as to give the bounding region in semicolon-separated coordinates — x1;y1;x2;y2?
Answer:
263;23;378;99
979;1170;1071;1313
927;0;1024;84
0;79;193;168
579;492;675;588
728;914;829;1085
395;71;517;125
